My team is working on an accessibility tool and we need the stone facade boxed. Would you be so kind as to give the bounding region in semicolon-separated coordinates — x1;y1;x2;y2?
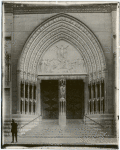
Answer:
3;2;118;135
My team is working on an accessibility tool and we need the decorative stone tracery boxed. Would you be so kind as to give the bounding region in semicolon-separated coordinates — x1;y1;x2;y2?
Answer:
20;81;37;114
88;79;106;115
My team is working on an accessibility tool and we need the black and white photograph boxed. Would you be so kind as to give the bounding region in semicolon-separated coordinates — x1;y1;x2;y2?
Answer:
1;1;119;149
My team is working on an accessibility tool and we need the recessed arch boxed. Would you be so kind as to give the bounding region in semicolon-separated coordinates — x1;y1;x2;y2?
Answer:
17;13;106;82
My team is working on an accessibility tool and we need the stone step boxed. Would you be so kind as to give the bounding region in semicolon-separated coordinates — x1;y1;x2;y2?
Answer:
20;120;113;139
3;115;40;136
4;118;115;138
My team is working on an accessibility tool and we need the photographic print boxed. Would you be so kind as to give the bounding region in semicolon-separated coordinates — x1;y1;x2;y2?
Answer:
2;1;119;149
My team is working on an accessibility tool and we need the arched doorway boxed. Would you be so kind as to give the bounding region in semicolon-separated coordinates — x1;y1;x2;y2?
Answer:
17;13;106;126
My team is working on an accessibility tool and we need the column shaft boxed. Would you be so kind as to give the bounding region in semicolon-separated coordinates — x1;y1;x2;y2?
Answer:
39;81;42;116
100;81;101;114
35;84;37;115
88;84;90;115
28;83;29;114
17;71;21;114
63;102;64;114
59;102;60;115
93;83;95;114
37;79;41;116
23;82;25;114
31;84;34;114
61;101;62;115
88;101;90;114
95;83;97;114
34;102;36;115
65;102;66;115
104;79;107;113
91;83;93;114
84;77;88;115
93;100;94;114
22;100;24;114
9;64;11;82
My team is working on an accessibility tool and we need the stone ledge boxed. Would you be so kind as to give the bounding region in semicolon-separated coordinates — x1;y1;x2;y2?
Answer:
4;3;117;14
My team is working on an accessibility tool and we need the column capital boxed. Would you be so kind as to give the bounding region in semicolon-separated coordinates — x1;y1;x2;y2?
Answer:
101;79;104;83
30;99;33;102
23;71;26;75
25;98;29;102
37;78;41;83
33;99;37;103
17;69;22;74
21;98;24;102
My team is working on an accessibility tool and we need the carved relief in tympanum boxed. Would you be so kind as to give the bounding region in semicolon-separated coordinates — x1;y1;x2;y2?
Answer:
38;40;87;74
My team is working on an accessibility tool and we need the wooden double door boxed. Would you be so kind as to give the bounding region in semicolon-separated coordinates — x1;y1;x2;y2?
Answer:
41;80;84;119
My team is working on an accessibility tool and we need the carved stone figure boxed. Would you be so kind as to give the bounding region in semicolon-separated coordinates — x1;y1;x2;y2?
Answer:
60;85;65;98
56;45;69;60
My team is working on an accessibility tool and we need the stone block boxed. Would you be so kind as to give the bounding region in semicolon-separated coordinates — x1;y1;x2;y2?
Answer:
104;13;112;32
4;14;13;32
68;13;111;32
13;15;26;32
24;14;38;32
12;31;31;46
37;13;56;25
4;32;12;37
13;14;55;32
59;115;66;126
94;31;111;48
4;89;10;116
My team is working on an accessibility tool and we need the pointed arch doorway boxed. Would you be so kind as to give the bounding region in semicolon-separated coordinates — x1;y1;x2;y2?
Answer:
17;13;107;127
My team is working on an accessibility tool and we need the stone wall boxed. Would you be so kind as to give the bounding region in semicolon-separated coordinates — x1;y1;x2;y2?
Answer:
4;11;115;114
4;89;10;116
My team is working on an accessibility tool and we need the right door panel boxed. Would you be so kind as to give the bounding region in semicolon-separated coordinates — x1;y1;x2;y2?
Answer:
66;80;84;119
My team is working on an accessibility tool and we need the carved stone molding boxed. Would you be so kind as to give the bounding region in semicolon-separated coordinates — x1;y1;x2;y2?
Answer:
38;75;87;80
4;3;117;14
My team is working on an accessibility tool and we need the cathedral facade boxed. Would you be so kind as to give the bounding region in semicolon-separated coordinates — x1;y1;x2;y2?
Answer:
3;2;119;138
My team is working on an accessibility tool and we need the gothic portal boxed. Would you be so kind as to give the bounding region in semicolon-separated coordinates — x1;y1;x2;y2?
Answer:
3;2;119;141
16;13;109;127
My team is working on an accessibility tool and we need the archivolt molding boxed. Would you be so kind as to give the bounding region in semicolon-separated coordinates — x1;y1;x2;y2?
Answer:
17;13;106;82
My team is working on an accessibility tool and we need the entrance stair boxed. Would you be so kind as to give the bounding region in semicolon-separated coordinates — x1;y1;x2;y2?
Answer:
3;114;39;136
20;119;114;138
